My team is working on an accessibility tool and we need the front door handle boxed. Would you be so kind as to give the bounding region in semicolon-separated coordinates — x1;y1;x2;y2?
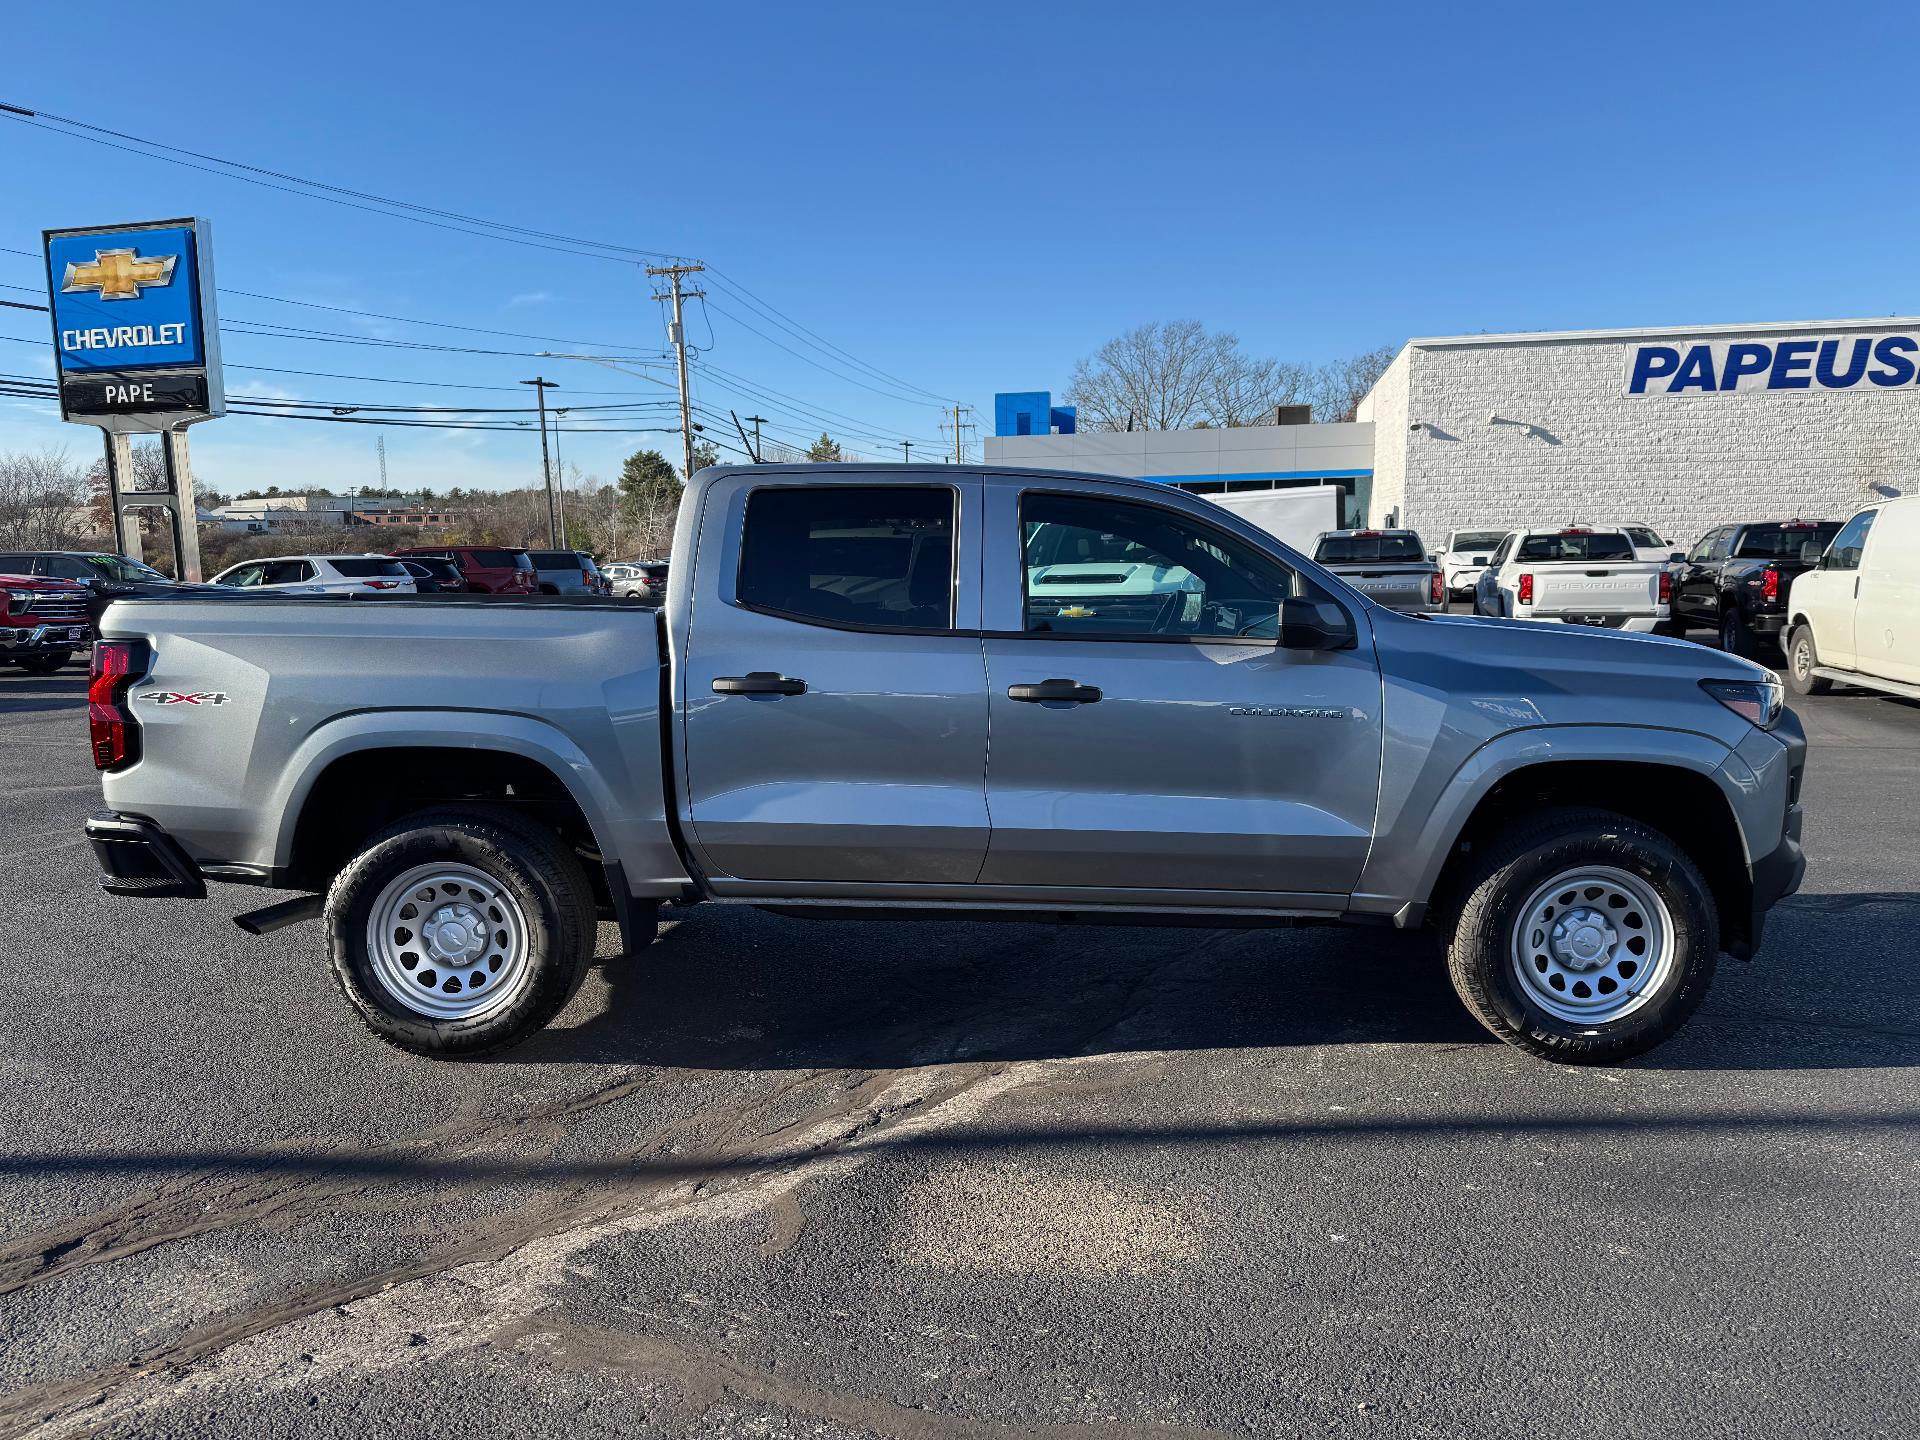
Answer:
1007;678;1102;704
712;672;806;696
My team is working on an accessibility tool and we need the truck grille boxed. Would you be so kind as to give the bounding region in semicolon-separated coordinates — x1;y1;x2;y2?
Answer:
23;594;88;623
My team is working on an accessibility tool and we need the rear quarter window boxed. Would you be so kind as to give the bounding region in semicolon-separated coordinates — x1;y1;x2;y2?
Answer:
468;549;520;569
328;557;409;578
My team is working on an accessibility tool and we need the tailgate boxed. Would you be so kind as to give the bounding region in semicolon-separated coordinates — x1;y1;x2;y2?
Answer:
1334;565;1431;606
1532;565;1662;614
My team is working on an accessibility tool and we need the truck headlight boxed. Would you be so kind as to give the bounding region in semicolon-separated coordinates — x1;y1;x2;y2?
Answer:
1700;677;1783;729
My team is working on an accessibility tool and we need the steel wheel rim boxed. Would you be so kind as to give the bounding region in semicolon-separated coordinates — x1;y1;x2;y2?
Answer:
1793;635;1814;681
366;862;532;1021
1509;865;1675;1025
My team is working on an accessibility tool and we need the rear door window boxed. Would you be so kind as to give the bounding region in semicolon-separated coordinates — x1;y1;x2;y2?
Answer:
738;485;955;631
262;560;316;585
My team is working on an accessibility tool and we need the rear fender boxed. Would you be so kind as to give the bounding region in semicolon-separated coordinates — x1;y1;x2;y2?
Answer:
270;710;623;875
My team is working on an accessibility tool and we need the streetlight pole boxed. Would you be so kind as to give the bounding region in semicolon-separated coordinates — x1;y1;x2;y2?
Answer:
520;377;559;547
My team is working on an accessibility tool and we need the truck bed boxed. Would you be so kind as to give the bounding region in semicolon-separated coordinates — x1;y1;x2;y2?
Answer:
94;593;687;892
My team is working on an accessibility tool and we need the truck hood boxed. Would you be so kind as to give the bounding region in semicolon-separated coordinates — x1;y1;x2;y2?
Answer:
1027;561;1201;595
0;574;87;593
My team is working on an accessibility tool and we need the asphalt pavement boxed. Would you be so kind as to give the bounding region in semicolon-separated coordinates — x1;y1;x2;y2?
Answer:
0;649;1915;1439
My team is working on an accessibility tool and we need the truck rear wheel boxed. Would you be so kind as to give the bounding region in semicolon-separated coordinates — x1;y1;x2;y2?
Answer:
1442;807;1718;1064
324;804;598;1058
1719;609;1757;660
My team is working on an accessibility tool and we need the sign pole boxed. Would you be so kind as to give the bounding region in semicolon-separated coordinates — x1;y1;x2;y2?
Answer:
161;428;203;581
102;430;143;563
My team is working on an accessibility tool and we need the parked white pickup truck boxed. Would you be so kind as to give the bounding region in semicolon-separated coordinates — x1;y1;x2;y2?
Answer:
83;465;1803;1065
1475;528;1673;632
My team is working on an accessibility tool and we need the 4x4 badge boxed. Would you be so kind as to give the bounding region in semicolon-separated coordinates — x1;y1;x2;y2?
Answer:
140;690;228;706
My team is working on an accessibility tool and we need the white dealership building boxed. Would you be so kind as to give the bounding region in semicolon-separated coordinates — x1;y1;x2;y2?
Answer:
987;314;1919;549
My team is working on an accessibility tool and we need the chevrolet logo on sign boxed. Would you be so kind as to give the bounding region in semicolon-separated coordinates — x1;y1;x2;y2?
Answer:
62;247;178;301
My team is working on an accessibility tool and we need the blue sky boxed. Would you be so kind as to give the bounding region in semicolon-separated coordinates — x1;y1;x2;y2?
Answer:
5;0;1918;495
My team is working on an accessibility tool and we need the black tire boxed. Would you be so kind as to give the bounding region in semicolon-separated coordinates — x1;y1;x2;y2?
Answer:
1441;807;1719;1064
1719;607;1756;660
1784;624;1833;696
14;651;73;675
325;804;599;1058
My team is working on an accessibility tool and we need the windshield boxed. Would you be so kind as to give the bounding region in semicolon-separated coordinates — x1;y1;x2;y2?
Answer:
1448;531;1507;552
1314;533;1425;563
1734;523;1841;559
1516;533;1636;562
82;555;170;582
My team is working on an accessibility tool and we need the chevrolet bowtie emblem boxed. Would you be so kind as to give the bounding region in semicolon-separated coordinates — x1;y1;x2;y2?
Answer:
62;247;178;301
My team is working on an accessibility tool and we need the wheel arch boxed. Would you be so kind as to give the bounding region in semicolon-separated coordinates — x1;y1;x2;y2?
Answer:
272;712;617;894
1423;757;1754;958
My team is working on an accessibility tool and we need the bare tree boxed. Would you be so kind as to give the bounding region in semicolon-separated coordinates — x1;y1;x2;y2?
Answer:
0;447;93;548
1064;321;1321;431
1308;344;1399;424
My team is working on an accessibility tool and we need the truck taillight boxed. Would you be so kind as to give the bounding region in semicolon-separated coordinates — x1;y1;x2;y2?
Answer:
1429;571;1443;605
1659;569;1673;604
1761;567;1779;601
88;639;150;771
1518;573;1534;604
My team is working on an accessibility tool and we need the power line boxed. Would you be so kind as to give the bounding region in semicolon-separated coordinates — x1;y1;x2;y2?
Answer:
2;245;661;351
703;265;957;404
0;107;958;411
0;106;684;266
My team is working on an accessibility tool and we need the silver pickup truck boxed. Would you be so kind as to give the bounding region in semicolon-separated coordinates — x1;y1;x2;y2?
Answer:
83;464;1806;1065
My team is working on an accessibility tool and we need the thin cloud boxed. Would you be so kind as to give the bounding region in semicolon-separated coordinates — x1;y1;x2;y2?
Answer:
504;290;553;308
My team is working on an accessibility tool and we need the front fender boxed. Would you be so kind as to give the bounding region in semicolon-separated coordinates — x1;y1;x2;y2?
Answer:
1351;723;1737;917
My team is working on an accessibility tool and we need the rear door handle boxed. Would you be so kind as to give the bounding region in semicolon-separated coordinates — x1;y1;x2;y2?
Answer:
712;672;806;696
1007;678;1102;704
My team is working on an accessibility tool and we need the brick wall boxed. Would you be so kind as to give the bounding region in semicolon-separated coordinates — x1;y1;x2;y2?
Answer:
1374;330;1918;550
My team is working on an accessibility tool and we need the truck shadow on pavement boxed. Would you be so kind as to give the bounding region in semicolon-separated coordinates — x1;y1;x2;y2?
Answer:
515;890;1920;1074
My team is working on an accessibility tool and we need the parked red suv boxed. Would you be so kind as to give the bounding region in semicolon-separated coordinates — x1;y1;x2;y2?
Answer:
1;573;92;674
391;546;536;595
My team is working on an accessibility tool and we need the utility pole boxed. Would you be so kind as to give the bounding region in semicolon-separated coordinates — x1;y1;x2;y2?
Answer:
947;404;975;463
551;409;568;544
744;414;767;462
646;263;706;482
519;377;559;546
898;441;914;464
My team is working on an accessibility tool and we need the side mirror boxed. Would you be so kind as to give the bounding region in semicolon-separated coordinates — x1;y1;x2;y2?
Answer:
1801;540;1824;565
1668;551;1686;565
1279;596;1357;650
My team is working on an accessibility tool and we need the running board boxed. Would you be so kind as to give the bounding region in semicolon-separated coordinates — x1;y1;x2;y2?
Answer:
1810;666;1920;702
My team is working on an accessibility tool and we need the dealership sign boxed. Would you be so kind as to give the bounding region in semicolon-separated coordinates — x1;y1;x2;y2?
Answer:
43;218;224;431
1626;333;1920;398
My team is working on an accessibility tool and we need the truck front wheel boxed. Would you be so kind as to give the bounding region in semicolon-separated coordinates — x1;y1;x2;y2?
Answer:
13;651;73;675
1785;624;1832;696
324;804;598;1057
1442;808;1718;1064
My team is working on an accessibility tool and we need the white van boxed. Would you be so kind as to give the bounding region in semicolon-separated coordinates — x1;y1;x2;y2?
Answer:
1784;495;1920;699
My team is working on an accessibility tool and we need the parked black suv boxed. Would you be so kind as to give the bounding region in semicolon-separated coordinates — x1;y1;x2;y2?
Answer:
1671;520;1842;657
